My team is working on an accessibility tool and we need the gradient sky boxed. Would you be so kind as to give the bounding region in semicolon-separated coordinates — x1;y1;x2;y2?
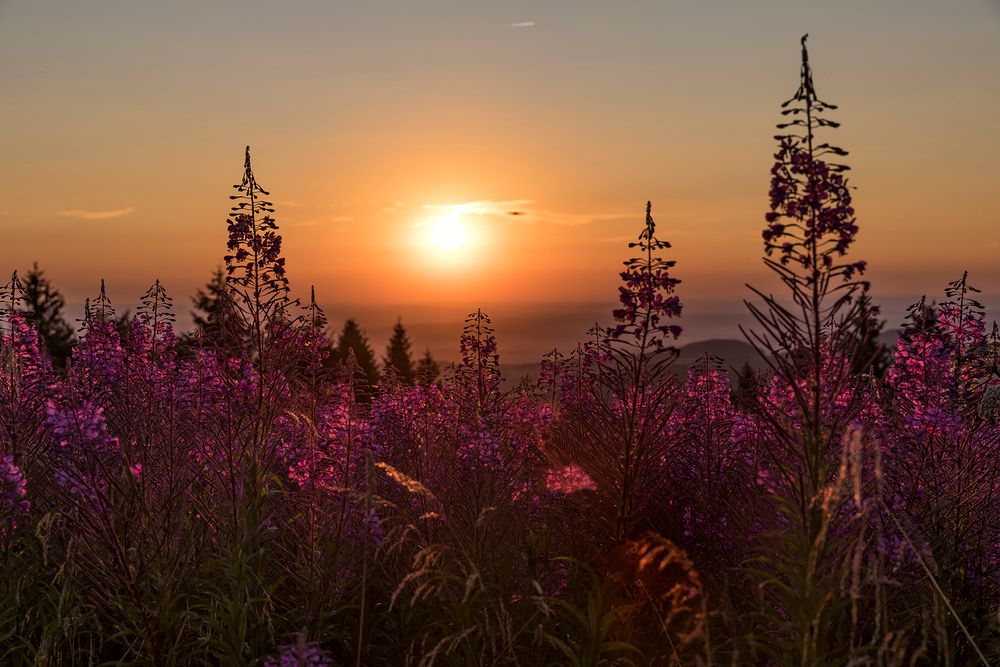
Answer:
1;1;998;327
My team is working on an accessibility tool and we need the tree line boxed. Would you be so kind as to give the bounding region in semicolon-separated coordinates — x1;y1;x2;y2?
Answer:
11;263;440;391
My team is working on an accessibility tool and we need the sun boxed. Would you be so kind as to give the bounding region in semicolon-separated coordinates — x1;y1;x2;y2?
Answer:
416;203;487;264
428;215;468;252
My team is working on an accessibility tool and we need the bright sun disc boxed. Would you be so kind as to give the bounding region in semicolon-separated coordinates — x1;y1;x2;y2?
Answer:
429;217;467;252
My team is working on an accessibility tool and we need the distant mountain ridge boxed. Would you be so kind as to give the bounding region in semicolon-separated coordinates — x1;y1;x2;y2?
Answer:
499;330;903;387
499;338;765;387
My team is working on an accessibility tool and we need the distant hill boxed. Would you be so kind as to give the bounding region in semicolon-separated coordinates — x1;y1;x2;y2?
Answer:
881;328;902;349
499;338;765;387
499;330;905;388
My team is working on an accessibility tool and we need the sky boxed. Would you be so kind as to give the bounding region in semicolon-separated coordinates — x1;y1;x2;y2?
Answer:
1;1;999;359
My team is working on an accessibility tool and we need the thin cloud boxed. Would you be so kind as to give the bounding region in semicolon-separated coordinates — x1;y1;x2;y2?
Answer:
423;200;533;217
56;207;134;220
507;21;535;28
422;200;636;227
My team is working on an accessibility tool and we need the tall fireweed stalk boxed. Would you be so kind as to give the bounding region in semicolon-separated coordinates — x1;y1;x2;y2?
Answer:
547;201;684;545
737;34;891;665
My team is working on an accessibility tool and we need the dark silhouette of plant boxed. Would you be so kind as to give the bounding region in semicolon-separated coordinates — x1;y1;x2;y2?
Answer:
224;146;295;368
550;202;684;544
740;35;881;664
743;34;872;500
198;146;303;663
84;278;116;323
601;201;684;542
383;318;416;385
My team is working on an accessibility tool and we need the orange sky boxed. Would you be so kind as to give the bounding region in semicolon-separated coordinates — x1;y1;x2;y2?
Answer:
1;1;998;321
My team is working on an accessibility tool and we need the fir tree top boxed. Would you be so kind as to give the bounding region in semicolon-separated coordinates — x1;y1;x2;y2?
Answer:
383;318;415;385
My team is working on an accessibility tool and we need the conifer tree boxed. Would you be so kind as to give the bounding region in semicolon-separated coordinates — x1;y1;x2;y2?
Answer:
335;319;379;394
733;361;760;410
383;318;415;384
191;266;227;331
187;266;243;354
416;348;440;386
19;262;75;366
851;293;891;378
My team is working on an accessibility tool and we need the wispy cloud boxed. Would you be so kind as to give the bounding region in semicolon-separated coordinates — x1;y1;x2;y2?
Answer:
423;200;533;218
421;200;635;227
507;21;535;28
56;207;134;220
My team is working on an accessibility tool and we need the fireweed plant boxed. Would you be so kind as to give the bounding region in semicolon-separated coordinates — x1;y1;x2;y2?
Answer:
0;38;997;666
736;34;882;664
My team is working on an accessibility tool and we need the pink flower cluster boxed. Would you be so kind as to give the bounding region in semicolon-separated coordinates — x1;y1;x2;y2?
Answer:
1;454;29;514
610;202;683;348
263;633;333;667
545;464;596;495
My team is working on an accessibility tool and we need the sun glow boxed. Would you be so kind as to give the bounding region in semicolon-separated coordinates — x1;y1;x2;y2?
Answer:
413;202;495;271
428;215;468;252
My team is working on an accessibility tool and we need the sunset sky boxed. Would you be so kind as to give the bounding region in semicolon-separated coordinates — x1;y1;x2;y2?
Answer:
1;1;998;358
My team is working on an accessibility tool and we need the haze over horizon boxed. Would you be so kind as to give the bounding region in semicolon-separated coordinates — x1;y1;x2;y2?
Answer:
43;293;1000;367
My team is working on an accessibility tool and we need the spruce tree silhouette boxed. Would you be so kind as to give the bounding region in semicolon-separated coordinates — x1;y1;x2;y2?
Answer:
19;262;76;367
186;266;243;354
851;293;891;378
416;348;440;386
335;318;379;398
383;318;415;384
733;361;763;411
